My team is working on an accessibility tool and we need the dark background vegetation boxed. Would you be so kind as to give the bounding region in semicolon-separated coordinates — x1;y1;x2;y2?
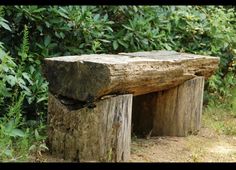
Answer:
1;6;236;161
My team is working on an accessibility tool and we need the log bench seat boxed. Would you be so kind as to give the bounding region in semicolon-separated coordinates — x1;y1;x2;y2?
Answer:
42;50;219;162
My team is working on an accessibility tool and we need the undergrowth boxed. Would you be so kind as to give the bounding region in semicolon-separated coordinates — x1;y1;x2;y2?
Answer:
0;23;48;161
203;87;236;136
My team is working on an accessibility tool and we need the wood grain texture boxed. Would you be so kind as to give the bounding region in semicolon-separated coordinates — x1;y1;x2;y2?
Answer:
42;50;219;102
47;93;133;162
132;77;204;137
153;77;205;136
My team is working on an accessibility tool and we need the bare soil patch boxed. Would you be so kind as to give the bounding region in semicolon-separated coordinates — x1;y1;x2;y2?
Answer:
30;126;236;162
130;127;236;162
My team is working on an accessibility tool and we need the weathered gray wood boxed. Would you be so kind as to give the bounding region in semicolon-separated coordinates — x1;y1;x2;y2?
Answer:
47;93;133;162
132;77;205;137
42;50;219;102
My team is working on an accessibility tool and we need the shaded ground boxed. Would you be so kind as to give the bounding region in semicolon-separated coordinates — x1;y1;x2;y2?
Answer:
130;127;236;162
31;127;236;162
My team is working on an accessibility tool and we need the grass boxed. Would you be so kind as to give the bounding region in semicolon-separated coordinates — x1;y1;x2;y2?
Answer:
202;101;236;136
0;94;48;162
190;148;204;162
203;109;236;136
203;107;236;135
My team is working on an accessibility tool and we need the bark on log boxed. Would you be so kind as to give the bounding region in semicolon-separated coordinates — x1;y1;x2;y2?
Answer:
42;50;219;102
132;77;204;137
47;93;133;162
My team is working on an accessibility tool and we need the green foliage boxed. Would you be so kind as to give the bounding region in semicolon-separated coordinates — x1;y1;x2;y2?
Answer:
0;7;11;31
203;103;236;136
0;24;47;161
0;94;27;161
1;6;236;107
0;23;48;118
17;25;48;117
2;6;115;57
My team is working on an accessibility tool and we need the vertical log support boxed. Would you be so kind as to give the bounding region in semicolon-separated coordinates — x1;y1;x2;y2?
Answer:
47;93;133;162
132;76;205;137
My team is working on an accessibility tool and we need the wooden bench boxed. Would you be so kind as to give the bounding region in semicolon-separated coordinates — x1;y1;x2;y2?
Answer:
42;50;219;162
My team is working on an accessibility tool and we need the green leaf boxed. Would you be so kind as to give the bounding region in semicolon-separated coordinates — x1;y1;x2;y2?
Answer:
0;19;11;31
58;7;69;19
0;83;11;97
118;39;128;48
10;129;25;137
36;43;43;49
44;36;51;47
35;129;40;140
29;144;36;152
94;14;100;21
5;119;14;132
27;96;35;104
122;24;133;31
4;127;25;137
133;6;138;13
22;72;33;84
37;96;47;103
0;22;11;31
4;149;12;157
99;39;110;43
33;8;46;13
45;21;50;28
106;26;113;32
103;14;108;20
6;75;17;87
58;8;69;19
113;41;119;50
59;32;65;39
37;25;43;33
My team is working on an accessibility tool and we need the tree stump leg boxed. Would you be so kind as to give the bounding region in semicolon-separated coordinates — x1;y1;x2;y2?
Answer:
47;93;133;162
132;77;204;137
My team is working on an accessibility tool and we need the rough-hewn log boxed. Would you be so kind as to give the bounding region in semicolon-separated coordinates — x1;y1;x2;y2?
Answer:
42;50;219;102
47;93;133;162
132;77;204;137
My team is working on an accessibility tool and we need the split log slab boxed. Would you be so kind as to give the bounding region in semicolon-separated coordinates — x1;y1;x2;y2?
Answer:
42;50;219;102
47;93;133;162
132;77;205;137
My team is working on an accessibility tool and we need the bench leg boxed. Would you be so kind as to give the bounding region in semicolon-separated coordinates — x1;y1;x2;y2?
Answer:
132;77;204;137
47;93;133;162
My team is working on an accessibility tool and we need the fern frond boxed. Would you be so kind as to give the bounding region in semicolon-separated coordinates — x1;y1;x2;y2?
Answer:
21;25;29;55
19;25;29;62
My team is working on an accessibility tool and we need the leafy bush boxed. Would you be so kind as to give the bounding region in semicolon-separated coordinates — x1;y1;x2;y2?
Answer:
1;5;236;115
0;47;47;161
1;6;236;106
0;24;48;118
0;9;47;161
